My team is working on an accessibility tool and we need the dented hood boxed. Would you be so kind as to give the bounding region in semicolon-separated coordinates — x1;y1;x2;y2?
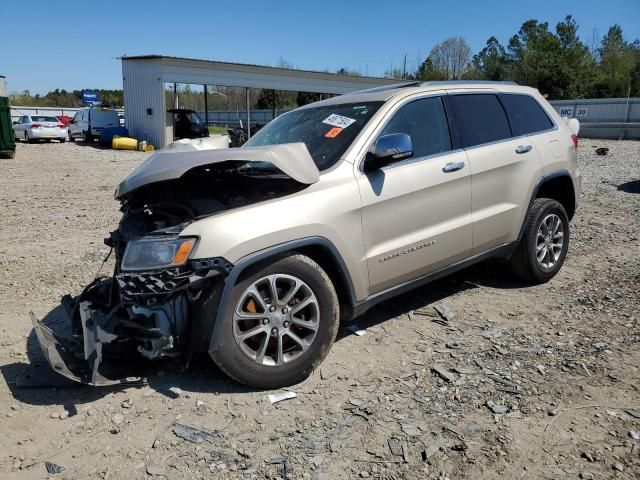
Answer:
115;142;319;199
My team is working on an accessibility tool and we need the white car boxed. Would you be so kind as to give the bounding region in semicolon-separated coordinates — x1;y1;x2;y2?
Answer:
13;115;67;143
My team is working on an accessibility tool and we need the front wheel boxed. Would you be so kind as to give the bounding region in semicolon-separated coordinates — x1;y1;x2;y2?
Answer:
83;131;92;143
212;254;340;388
510;198;570;284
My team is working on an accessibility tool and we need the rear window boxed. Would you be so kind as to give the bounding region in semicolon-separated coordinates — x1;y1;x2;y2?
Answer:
500;94;554;136
90;110;119;123
448;94;512;148
31;116;59;123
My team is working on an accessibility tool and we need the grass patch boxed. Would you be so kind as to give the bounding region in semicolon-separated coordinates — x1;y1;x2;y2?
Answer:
208;126;229;135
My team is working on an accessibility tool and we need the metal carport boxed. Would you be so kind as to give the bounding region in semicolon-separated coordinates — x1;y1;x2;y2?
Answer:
121;55;398;149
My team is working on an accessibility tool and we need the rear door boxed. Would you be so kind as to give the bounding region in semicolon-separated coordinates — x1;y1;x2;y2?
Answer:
13;116;25;135
445;92;543;253
357;94;473;293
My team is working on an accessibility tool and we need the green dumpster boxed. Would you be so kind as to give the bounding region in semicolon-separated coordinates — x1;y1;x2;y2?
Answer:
0;96;16;159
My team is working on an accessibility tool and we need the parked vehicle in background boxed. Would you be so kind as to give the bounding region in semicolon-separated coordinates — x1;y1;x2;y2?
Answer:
13;115;67;143
67;107;120;142
168;108;209;140
57;115;73;126
33;81;581;389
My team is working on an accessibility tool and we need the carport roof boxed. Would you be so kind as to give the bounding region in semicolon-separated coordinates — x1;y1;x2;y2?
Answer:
120;55;395;83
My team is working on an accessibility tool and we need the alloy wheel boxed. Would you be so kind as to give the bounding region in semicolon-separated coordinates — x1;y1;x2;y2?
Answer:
536;213;564;271
233;274;320;366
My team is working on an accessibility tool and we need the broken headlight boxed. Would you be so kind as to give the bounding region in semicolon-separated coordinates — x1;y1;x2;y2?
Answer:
121;236;196;271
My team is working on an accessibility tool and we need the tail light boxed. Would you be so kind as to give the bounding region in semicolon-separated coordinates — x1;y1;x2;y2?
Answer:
31;123;41;129
571;134;578;149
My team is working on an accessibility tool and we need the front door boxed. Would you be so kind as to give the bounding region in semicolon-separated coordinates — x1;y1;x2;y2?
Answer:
356;95;473;294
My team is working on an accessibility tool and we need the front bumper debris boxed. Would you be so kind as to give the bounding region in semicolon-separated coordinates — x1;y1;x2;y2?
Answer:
31;310;136;386
31;258;231;386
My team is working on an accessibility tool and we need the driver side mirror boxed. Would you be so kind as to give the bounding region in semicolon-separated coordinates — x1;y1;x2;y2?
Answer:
363;133;413;171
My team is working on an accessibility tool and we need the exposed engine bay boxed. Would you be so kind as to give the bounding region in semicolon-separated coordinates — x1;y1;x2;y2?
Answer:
31;159;308;385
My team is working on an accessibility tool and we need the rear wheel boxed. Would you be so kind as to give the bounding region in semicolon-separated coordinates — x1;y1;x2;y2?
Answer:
510;198;569;283
59;138;66;143
212;254;339;388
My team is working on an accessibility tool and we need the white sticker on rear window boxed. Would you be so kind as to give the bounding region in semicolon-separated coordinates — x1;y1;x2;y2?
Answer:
322;114;356;129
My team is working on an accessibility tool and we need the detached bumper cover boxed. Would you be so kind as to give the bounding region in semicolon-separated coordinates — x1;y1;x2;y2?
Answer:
30;307;135;386
30;289;143;386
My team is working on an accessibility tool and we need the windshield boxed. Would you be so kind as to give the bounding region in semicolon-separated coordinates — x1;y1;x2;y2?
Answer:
244;101;383;170
187;112;203;124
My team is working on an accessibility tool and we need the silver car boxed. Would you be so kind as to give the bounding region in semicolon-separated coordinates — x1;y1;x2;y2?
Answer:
32;81;580;388
13;115;67;143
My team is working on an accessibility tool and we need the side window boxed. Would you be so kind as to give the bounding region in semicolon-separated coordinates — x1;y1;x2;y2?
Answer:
500;94;554;136
449;94;512;148
379;97;451;158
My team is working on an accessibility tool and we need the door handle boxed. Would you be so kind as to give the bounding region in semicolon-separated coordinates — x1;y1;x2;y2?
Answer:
515;145;533;154
442;161;465;173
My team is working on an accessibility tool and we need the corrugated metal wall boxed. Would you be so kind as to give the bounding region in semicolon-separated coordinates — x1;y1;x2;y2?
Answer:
549;98;640;139
122;60;166;148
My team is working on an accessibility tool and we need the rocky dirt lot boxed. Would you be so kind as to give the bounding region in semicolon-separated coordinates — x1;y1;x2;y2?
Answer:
0;140;638;480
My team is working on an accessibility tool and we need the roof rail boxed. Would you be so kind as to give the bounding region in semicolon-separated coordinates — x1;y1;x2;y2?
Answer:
350;81;423;95
420;80;518;87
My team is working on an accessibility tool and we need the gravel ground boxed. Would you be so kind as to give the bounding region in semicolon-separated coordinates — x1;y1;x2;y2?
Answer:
0;140;639;480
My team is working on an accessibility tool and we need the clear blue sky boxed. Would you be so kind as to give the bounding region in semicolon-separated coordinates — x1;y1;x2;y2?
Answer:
2;0;639;94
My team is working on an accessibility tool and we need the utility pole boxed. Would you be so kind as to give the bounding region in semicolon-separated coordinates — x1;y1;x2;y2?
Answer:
402;54;407;79
203;85;209;128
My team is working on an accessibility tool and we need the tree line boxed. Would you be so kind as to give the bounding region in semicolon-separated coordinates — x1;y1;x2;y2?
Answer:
10;89;124;108
411;17;639;99
9;16;640;108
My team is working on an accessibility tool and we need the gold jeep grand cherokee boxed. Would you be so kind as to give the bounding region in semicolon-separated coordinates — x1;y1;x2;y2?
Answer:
33;81;581;388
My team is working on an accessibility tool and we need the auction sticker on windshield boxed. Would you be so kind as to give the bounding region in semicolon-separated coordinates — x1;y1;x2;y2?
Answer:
323;114;356;129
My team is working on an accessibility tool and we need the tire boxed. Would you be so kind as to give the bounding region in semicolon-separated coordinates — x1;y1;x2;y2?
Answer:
212;253;340;388
26;132;34;144
510;198;570;284
60;138;66;143
83;131;92;143
68;131;74;142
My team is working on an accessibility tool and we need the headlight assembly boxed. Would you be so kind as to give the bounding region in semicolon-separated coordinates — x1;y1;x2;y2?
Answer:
121;236;196;271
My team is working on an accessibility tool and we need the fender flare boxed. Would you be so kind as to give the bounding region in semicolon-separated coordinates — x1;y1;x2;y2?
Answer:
208;236;357;354
517;169;574;241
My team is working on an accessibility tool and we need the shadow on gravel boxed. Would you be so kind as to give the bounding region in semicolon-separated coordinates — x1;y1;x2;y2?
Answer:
338;259;528;341
2;259;526;409
617;180;640;194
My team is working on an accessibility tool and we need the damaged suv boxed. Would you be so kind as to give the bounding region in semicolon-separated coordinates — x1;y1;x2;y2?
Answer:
33;81;581;388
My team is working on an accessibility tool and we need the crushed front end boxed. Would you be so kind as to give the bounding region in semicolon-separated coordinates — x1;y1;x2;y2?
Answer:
32;249;232;385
